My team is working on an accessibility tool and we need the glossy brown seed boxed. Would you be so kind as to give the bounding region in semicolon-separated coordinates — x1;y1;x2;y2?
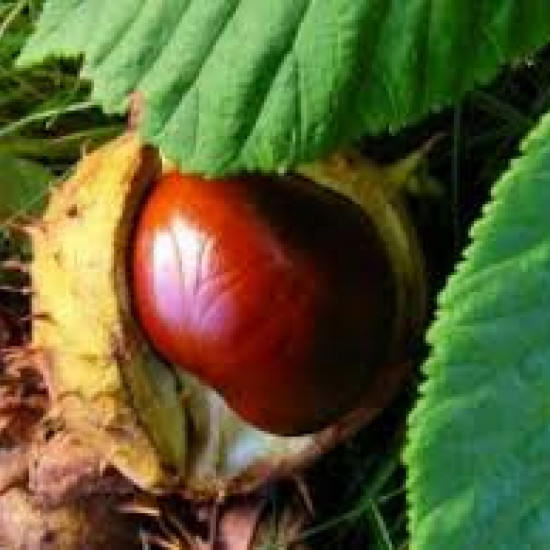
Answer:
131;171;395;435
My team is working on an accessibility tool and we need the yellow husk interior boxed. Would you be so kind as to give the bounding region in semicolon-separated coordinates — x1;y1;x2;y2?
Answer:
31;133;173;489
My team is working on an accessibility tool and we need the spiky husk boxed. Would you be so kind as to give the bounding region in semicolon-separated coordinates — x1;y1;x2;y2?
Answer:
0;132;425;548
23;133;423;499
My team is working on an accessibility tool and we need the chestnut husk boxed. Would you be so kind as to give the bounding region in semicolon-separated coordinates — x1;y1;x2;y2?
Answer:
0;132;425;548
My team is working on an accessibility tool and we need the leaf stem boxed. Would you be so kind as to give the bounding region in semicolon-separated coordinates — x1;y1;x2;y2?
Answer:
0;0;27;42
0;100;96;138
452;105;461;254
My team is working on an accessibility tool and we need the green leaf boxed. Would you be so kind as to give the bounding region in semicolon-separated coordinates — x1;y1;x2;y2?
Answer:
0;152;52;220
17;1;550;175
405;110;550;550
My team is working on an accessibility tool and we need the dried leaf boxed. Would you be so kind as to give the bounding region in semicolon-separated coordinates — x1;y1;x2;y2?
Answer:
0;487;138;550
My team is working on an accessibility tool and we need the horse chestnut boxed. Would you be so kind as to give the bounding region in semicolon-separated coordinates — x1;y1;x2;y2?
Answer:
131;171;395;436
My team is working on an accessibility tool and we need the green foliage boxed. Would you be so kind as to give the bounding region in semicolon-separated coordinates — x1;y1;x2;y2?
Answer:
406;111;550;549
0;2;121;218
0;151;52;219
17;0;550;175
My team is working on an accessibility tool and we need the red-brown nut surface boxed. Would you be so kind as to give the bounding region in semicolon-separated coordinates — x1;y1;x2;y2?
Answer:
131;171;395;436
